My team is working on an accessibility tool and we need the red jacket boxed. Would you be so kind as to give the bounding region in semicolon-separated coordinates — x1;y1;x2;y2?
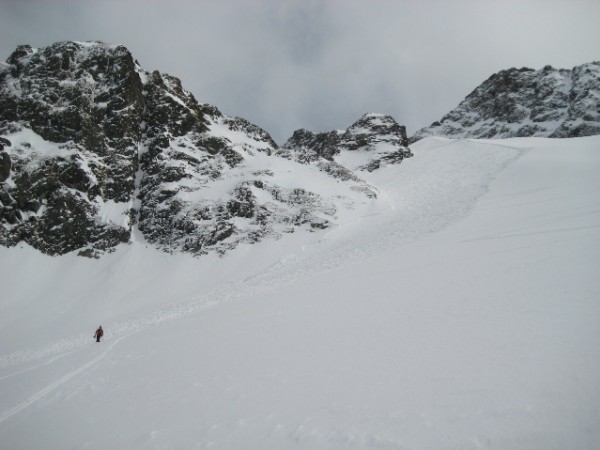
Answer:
95;327;103;337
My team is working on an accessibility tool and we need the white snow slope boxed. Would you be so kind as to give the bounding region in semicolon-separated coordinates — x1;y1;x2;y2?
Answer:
1;136;599;449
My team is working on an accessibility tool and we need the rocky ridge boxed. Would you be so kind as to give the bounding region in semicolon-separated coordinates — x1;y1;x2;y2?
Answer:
410;62;600;142
281;113;412;173
0;41;412;257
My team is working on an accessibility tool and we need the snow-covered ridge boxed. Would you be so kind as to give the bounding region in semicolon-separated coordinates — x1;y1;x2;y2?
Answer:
410;62;600;142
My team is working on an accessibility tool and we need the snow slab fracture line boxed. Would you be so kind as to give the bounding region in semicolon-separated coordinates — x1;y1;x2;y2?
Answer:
0;333;130;426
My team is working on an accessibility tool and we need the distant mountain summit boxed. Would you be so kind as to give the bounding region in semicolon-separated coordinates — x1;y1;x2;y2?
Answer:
0;41;411;257
410;62;600;142
281;113;412;173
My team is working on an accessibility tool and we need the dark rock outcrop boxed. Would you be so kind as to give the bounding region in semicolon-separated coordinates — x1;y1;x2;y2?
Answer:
0;137;11;182
0;151;11;182
281;113;413;173
0;42;145;254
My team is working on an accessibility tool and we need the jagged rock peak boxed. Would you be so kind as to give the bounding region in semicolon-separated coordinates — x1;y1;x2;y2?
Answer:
281;113;412;172
410;62;600;142
0;41;282;256
283;128;342;161
341;113;410;150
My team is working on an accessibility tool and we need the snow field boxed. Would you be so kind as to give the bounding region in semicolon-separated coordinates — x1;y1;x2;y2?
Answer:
0;136;599;449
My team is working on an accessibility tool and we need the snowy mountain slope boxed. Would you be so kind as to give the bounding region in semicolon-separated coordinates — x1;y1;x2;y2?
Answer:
1;136;599;449
410;62;600;142
0;41;412;257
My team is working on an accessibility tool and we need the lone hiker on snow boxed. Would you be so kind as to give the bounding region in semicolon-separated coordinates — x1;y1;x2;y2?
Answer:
94;326;104;343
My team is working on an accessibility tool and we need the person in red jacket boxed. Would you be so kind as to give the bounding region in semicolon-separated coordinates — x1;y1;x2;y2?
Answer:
94;326;104;343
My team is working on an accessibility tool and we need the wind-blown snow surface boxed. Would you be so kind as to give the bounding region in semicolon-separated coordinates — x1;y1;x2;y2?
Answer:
1;137;599;449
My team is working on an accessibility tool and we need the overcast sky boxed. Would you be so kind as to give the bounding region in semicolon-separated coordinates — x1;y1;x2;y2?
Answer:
1;0;599;143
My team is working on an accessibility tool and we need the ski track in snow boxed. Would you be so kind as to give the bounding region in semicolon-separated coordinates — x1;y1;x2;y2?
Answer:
0;349;77;383
0;295;225;369
0;138;530;425
0;333;131;426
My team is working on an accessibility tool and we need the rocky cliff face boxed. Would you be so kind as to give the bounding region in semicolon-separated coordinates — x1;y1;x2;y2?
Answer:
273;113;413;201
410;62;600;142
281;113;412;173
0;42;143;255
0;41;412;257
